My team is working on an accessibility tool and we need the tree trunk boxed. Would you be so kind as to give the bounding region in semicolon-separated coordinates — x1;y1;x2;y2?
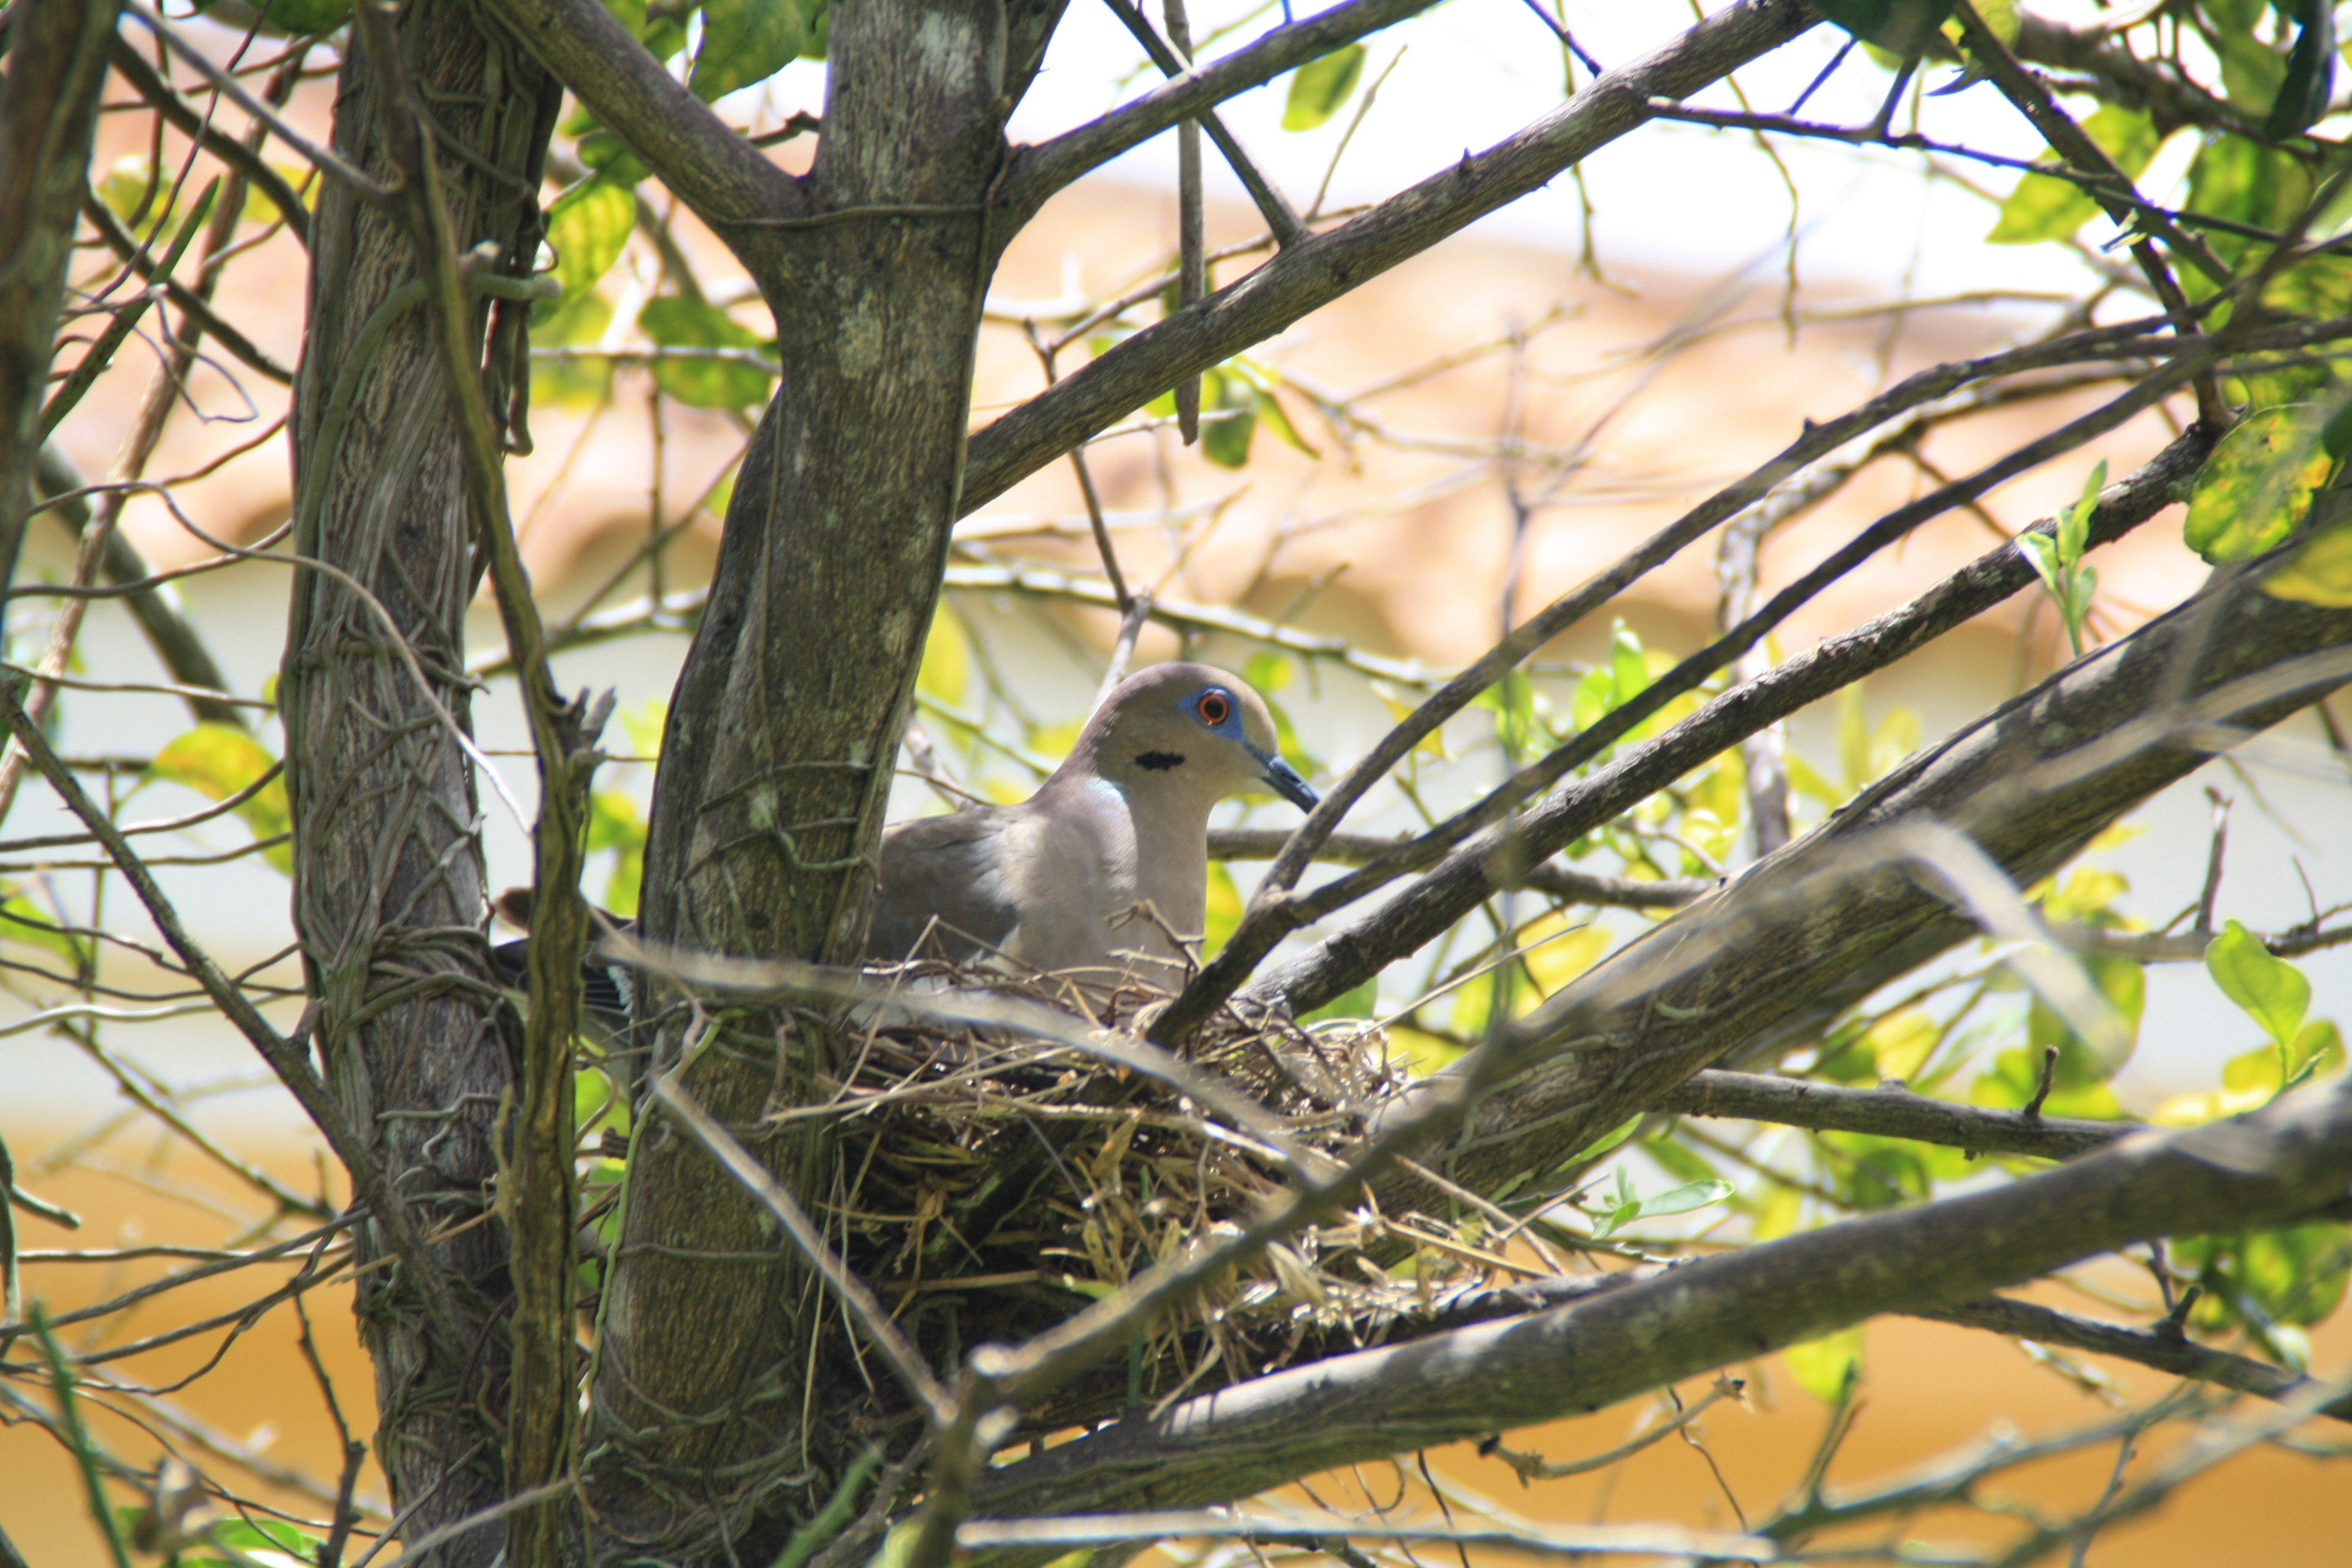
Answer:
593;2;1013;1553
281;3;558;1560
0;0;120;594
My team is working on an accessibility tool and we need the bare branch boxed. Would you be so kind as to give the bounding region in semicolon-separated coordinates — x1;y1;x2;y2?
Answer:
1103;0;1305;248
1208;827;1711;909
1913;1296;2352;1422
1249;423;2217;1019
1159;351;2221;1045
106;35;311;245
1658;1070;2134;1160
0;685;468;1356
476;0;803;230
1006;0;1438;224
122;3;387;206
967;1081;2352;1521
1387;567;2352;1212
962;0;1819;512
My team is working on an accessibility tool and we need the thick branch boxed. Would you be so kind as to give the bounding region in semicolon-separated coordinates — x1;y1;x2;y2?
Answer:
961;0;1817;512
968;1083;2352;1518
1397;563;2352;1212
1658;1070;2134;1160
1248;423;2216;1018
475;0;803;231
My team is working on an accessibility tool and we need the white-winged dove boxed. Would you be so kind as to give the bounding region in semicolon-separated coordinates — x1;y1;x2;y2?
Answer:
492;661;1315;1011
867;661;1316;985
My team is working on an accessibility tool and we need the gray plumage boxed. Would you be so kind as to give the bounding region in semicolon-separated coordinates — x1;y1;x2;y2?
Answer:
865;661;1316;987
492;664;1316;1015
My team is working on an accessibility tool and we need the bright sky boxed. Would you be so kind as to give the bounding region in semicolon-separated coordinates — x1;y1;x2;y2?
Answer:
996;0;2120;299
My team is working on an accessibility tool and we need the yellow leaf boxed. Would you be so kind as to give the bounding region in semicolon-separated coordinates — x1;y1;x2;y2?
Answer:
149;725;292;874
1027;720;1082;761
2264;514;2352;606
1785;1326;1864;1403
1518;910;1610;996
1866;1008;1940;1082
916;602;969;708
1201;860;1241;957
1372;682;1448;760
1752;1185;1802;1243
1384;1027;1462;1076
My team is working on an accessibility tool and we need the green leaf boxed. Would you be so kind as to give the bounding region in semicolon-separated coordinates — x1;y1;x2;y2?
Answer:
1243;650;1293;693
149;725;292;874
1569;1114;1641;1166
1281;45;1365;132
2183;403;2333;563
2026;952;2144;1087
1985;108;2155;246
601;0;687;57
2019;529;2064;596
586;789;647;915
530;294;615;408
691;0;812;102
1;886;88;971
1608;621;1647;707
1986;166;2097;246
1301;976;1377;1024
1253;384;1319;456
1200;370;1257;468
2172;1223;2351;1336
2216;25;2288;118
1867;1007;1942;1082
2185;134;2311;280
1784;1326;1864;1403
1813;1;1954;54
543;180;636;305
2206;919;2311;1047
1838;684;1872;795
2265;1;2336;139
1636;1177;1734;1220
2061;460;2105;564
578;130;650;188
638;296;774;408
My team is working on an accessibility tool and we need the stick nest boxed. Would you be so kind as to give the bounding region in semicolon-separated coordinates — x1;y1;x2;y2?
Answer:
792;961;1527;1423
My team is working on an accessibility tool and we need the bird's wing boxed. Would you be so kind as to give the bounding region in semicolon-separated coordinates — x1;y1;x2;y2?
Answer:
867;809;1024;962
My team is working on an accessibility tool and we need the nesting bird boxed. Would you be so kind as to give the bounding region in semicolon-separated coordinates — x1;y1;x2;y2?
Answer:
868;661;1316;987
494;661;1315;1010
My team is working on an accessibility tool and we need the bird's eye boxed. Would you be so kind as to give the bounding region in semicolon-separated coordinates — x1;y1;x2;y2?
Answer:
1196;690;1232;727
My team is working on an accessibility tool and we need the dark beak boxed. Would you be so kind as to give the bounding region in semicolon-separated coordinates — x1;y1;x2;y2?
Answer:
1253;748;1319;812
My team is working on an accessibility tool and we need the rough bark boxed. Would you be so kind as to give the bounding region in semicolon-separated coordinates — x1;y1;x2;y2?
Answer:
279;2;558;1560
585;3;1014;1554
0;0;120;595
1403;570;2352;1215
967;1080;2352;1521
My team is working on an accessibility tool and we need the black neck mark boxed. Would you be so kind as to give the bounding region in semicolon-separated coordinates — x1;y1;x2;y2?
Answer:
1135;751;1186;771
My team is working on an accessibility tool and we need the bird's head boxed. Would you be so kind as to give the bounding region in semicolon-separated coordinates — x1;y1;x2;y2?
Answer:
1079;661;1319;813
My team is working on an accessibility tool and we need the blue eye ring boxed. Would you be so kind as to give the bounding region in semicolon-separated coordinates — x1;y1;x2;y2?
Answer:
1195;689;1233;728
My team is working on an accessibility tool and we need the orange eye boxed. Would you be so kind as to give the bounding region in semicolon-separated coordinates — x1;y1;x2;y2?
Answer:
1197;691;1231;726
